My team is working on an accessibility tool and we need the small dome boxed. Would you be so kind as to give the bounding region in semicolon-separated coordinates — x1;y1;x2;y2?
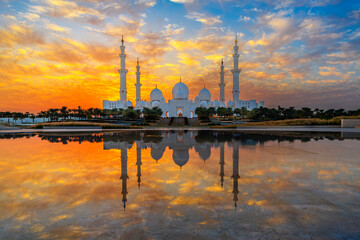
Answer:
227;100;234;107
126;101;133;107
174;88;185;100
195;96;199;101
152;100;160;108
199;88;211;101
172;82;189;99
214;100;220;107
200;101;208;108
140;101;146;107
150;88;163;101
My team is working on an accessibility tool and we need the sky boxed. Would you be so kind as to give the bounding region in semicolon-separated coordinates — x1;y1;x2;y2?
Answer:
0;0;359;113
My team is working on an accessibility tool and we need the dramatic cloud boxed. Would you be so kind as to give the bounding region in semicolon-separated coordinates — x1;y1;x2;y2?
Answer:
185;12;222;25
0;0;359;112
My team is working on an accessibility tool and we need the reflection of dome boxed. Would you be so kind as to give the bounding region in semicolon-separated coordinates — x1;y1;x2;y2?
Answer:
199;88;211;101
152;101;160;108
198;144;211;161
173;150;189;168
227;100;234;107
126;101;133;107
151;145;164;161
174;88;185;100
150;88;163;101
200;101;208;108
172;82;189;99
214;100;220;107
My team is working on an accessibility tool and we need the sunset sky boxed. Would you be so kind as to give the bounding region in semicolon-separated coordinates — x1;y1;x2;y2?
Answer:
0;0;359;113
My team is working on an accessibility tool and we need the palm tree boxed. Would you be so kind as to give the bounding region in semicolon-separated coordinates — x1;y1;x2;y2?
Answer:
30;114;36;124
240;107;248;118
60;106;68;120
93;108;102;118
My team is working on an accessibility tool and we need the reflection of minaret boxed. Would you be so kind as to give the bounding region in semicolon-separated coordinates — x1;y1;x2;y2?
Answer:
136;142;142;189
231;141;240;209
120;147;129;210
219;142;225;187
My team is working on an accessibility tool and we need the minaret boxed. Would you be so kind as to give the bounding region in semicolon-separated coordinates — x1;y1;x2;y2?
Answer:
135;58;142;108
136;142;142;188
231;35;241;107
120;147;129;210
219;59;225;104
219;142;225;187
119;35;128;102
231;141;240;209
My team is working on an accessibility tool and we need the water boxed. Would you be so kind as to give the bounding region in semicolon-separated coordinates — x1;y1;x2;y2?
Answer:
0;131;359;239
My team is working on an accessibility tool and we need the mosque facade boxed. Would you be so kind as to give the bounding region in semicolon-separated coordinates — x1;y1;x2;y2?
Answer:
103;36;264;118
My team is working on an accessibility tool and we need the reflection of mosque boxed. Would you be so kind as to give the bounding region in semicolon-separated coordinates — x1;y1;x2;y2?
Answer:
5;131;358;209
104;131;244;209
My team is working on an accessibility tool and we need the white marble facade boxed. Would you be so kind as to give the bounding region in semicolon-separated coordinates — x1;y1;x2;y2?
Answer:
103;36;264;118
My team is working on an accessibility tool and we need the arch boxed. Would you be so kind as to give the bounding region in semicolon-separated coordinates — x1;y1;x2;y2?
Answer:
177;131;183;142
176;108;183;117
166;111;169;118
190;111;194;118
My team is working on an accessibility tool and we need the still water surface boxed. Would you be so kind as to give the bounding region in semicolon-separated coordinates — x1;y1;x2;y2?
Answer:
0;131;359;239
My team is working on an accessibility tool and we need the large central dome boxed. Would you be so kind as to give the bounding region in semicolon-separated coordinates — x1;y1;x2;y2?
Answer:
172;82;189;99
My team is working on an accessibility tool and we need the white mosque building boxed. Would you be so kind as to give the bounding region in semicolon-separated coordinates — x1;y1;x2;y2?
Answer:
103;36;264;118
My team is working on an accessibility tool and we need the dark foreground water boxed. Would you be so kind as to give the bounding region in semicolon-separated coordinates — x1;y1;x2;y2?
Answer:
0;131;359;240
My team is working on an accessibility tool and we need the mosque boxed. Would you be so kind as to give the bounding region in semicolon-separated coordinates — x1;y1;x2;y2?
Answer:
103;36;264;117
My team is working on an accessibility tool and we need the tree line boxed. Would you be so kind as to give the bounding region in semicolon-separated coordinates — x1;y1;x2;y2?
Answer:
1;106;359;123
195;106;360;121
0;106;163;122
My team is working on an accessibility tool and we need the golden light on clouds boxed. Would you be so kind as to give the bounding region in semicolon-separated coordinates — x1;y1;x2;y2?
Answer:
0;0;359;112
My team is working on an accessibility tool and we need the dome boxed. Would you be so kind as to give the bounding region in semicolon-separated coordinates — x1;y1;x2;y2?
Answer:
214;100;220;107
199;147;211;161
194;143;211;161
173;150;189;168
126;101;133;107
172;82;189;99
152;101;160;108
151;147;164;161
200;101;208;108
195;96;199;101
174;88;185;100
140;101;146;107
227;100;234;107
150;88;163;101
199;88;211;101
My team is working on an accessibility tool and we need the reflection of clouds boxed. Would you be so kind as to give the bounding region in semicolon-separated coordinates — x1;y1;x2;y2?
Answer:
1;133;360;237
